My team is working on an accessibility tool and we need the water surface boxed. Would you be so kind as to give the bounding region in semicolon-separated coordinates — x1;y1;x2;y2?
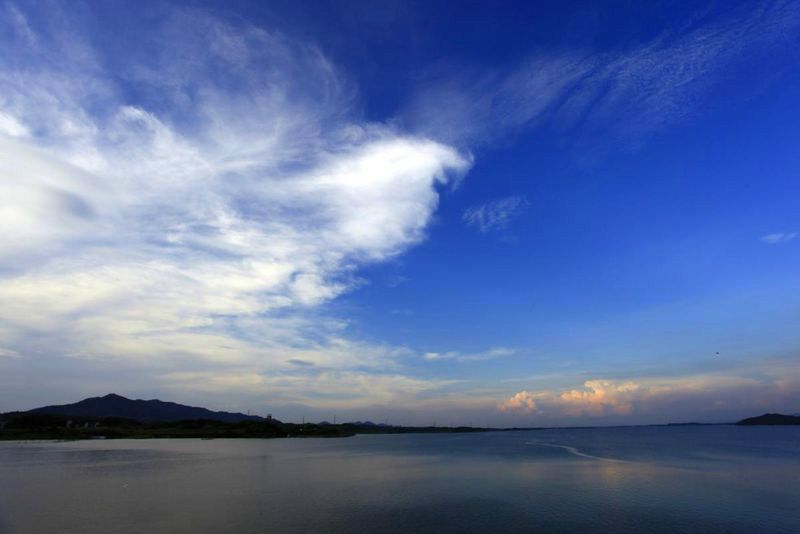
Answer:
1;426;798;533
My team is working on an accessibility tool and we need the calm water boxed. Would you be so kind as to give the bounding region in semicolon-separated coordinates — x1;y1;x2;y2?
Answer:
1;426;798;533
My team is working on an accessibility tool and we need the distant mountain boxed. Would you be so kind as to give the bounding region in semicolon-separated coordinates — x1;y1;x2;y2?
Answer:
736;413;800;425
29;394;266;423
345;421;389;427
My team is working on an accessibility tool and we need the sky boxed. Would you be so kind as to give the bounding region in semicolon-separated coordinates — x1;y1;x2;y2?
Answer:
1;0;799;426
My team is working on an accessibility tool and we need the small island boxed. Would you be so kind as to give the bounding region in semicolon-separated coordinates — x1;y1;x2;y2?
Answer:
735;413;800;426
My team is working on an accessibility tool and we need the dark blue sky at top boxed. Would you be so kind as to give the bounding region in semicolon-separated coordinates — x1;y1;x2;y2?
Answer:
247;1;800;379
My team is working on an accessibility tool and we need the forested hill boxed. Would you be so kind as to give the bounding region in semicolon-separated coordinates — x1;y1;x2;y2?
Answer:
28;393;266;423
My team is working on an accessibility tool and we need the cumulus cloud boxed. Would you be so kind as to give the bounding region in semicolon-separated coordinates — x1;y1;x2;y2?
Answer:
0;5;469;406
500;390;538;413
761;232;797;244
499;380;641;416
463;196;528;234
498;368;800;422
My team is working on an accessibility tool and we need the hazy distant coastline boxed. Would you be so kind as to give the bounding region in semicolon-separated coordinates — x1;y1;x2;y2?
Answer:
1;394;797;441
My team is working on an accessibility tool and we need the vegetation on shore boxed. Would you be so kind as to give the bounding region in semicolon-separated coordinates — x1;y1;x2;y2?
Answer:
0;411;492;441
0;394;497;440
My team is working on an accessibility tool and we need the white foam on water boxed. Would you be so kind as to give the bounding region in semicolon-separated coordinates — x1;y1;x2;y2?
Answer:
525;441;627;463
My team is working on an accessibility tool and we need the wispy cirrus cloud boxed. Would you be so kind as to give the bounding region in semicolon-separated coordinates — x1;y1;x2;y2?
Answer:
463;196;528;234
404;1;800;150
0;3;470;411
0;347;20;359
761;232;796;244
424;347;515;363
163;369;461;410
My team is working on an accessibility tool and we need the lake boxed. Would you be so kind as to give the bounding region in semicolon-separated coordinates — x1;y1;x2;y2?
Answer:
1;426;798;533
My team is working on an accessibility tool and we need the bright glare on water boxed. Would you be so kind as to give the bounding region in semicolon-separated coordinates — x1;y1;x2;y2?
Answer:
1;426;799;533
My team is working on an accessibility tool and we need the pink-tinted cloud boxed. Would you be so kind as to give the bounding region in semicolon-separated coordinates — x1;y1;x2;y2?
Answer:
498;370;800;422
499;379;641;416
500;391;539;413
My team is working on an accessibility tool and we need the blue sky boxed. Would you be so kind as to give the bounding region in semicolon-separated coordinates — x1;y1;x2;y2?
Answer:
1;0;799;425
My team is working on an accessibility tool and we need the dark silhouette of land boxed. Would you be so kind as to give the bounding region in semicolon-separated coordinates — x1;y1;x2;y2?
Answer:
29;393;264;423
735;413;800;425
2;394;798;440
0;394;491;440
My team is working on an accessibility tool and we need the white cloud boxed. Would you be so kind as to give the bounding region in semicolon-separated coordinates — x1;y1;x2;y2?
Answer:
497;367;800;421
761;232;797;245
463;196;528;234
424;347;515;362
0;347;21;359
0;6;469;403
163;369;460;410
499;380;641;416
405;54;594;147
500;390;538;413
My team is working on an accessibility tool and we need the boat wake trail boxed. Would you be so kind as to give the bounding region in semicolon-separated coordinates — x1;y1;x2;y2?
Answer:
524;441;627;463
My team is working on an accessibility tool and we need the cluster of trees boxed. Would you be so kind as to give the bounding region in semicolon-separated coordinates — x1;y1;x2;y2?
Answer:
0;411;497;441
0;412;353;440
